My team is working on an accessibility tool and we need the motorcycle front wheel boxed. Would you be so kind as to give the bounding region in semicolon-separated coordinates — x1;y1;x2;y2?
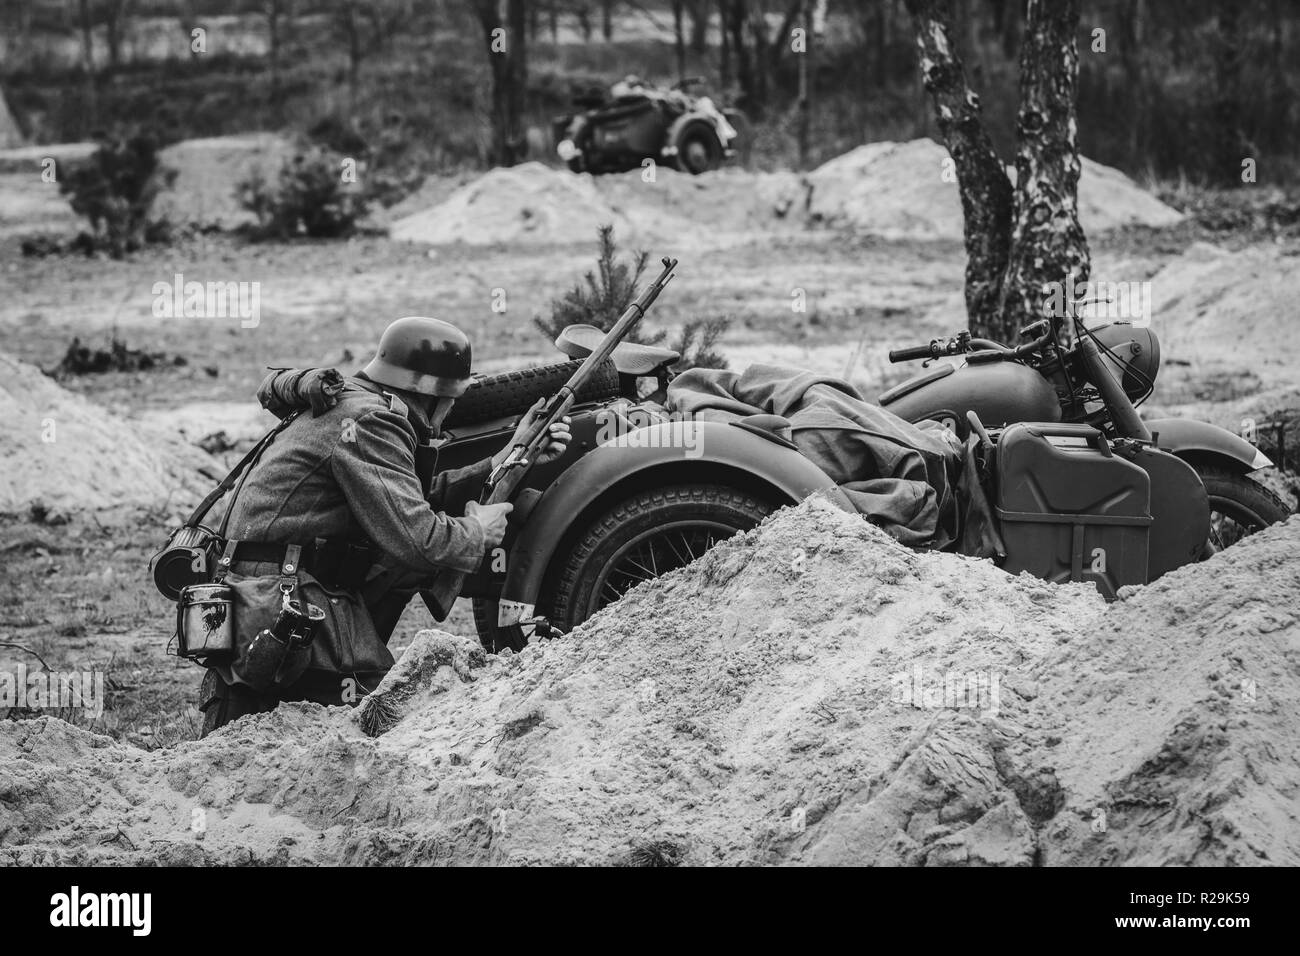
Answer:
1194;462;1292;553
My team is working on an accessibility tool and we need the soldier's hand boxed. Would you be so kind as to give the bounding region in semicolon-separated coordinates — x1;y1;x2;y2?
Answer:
466;500;513;548
510;399;573;466
534;416;572;465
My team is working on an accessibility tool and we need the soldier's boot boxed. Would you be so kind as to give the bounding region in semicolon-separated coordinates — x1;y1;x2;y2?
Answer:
198;668;276;737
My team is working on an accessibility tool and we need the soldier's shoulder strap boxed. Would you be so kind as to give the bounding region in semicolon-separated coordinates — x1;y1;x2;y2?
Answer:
184;410;300;531
382;391;408;417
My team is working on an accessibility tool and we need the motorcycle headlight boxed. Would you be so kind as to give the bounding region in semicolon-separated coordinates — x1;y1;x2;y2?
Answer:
1091;322;1161;405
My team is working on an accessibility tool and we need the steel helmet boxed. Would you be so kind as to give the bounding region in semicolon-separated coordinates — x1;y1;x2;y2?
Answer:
1089;321;1161;405
362;317;473;398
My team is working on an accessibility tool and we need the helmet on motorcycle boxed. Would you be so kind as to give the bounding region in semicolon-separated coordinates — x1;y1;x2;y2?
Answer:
1088;321;1160;406
362;317;473;398
611;75;643;99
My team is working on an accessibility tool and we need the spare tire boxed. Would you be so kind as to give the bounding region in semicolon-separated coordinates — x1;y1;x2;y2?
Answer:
444;358;622;428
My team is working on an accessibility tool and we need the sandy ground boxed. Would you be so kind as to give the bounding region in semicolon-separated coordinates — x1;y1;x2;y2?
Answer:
2;499;1296;865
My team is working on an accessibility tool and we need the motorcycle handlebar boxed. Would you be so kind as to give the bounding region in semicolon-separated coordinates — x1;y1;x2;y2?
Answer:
888;343;938;363
888;324;1055;365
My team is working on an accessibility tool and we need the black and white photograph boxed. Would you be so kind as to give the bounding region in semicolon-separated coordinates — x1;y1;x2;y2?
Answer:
0;0;1295;911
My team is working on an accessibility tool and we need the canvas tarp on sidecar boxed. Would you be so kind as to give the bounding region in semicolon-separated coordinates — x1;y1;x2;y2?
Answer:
667;363;1003;556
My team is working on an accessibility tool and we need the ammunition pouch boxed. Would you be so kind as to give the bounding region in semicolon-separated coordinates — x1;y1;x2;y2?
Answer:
215;542;315;692
175;537;370;680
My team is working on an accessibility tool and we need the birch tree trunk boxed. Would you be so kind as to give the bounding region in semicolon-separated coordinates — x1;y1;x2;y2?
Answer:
903;0;1013;338
995;0;1089;338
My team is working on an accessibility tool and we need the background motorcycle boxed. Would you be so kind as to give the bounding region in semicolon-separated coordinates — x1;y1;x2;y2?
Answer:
553;76;742;175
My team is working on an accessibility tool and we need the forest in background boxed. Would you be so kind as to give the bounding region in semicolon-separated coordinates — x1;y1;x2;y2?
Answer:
1;0;1297;186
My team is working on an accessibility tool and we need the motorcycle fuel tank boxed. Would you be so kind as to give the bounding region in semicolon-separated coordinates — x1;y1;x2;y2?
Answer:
879;361;1062;438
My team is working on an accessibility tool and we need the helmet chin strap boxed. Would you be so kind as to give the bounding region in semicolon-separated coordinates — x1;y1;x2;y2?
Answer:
428;396;455;435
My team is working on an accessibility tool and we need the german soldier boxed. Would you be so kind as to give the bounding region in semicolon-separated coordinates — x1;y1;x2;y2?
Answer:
198;317;570;733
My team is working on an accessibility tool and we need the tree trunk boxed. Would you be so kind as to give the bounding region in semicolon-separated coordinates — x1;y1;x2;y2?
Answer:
903;0;1013;338
77;0;97;117
673;1;687;78
995;0;1090;339
507;0;527;161
718;0;731;88
749;8;768;107
1213;0;1244;186
687;0;709;51
725;0;755;111
601;0;613;41
870;0;888;89
265;0;283;113
473;0;528;166
341;2;362;101
1117;0;1146;163
104;0;132;70
986;0;1019;60
797;0;810;170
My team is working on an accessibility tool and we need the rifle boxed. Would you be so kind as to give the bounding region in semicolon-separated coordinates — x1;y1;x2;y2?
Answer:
420;255;679;622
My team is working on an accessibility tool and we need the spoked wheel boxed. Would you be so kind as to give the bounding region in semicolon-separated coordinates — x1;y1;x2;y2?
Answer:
591;519;733;611
1195;463;1292;555
469;485;773;653
552;484;774;628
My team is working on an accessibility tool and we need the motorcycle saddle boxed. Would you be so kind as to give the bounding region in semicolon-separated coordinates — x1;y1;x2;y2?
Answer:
555;324;681;376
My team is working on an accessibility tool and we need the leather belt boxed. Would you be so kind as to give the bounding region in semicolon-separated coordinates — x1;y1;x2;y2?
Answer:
231;539;372;590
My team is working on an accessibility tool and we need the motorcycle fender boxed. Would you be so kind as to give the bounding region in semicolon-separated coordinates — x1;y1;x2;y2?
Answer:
495;420;851;625
1146;417;1272;472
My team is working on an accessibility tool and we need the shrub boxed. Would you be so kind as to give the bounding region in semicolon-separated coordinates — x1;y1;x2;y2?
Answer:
306;112;424;209
670;316;732;372
237;147;370;240
536;225;730;372
58;134;177;258
535;225;665;345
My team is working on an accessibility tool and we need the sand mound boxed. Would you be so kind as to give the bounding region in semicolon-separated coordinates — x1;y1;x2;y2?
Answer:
3;497;1296;865
0;142;97;174
389;162;804;248
388;140;1176;248
0;352;218;517
1145;242;1300;387
0;135;290;234
594;166;806;239
391;162;635;246
0;92;26;149
153;133;296;230
133;401;280;455
808;139;1182;239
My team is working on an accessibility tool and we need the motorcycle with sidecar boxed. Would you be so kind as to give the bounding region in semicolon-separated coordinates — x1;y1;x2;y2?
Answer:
553;76;741;175
434;288;1287;653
